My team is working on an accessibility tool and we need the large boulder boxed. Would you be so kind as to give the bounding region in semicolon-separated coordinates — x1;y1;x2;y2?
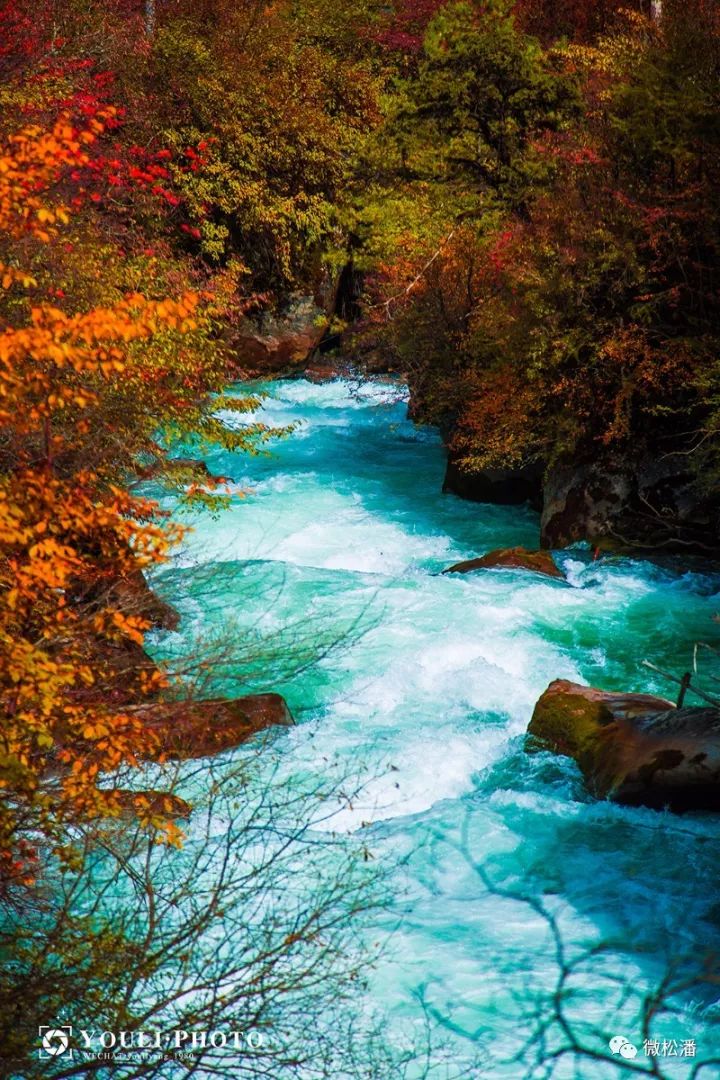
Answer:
141;693;295;760
528;680;720;811
541;454;720;554
96;637;169;710
303;362;340;383
592;707;720;810
443;547;564;580
234;294;328;373
443;455;543;510
528;680;674;758
70;558;180;633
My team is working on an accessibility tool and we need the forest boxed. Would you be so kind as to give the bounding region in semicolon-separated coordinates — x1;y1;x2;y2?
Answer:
1;1;720;1078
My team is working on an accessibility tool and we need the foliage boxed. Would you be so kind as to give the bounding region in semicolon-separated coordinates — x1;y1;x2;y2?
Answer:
140;0;384;290
364;1;720;516
1;0;720;1068
399;0;580;209
0;105;277;882
0;115;177;872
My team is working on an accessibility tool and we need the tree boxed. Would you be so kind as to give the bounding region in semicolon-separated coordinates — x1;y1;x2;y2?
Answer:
136;0;383;291
394;0;580;211
0;114;195;871
362;1;720;551
0;104;280;880
515;0;640;42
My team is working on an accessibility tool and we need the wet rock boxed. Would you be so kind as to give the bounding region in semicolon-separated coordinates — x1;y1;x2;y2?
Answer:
234;294;328;372
443;455;543;510
528;680;675;758
303;363;339;383
141;693;295;760
110;568;181;632
528;679;720;811
540;459;631;551
541;454;720;555
593;707;720;811
443;546;564;580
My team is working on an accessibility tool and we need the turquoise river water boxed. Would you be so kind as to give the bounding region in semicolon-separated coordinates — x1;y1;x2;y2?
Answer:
154;377;720;1078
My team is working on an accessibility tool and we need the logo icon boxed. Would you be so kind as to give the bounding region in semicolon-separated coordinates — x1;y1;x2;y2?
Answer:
609;1035;638;1059
39;1026;72;1059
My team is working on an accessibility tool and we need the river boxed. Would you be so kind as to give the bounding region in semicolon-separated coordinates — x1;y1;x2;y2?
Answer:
155;376;720;1077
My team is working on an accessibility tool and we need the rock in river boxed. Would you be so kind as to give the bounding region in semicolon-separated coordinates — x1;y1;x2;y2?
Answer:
443;454;543;510
141;693;295;760
443;546;564;580
528;679;720;811
234;294;328;372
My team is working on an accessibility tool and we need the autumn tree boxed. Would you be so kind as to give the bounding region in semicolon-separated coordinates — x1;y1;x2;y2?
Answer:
127;0;384;292
362;1;720;550
389;0;580;211
0;102;278;885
